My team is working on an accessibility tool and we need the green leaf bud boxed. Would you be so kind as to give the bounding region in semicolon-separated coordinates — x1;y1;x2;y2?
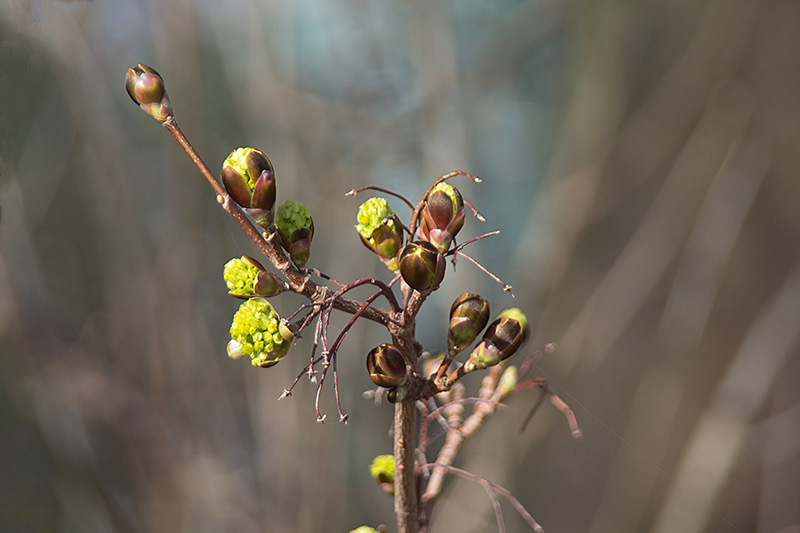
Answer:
221;148;277;227
447;292;490;355
398;241;446;292
350;527;383;533
125;64;173;123
275;200;314;267
415;182;465;253
229;298;292;367
465;308;530;372
366;344;408;388
369;454;395;496
355;197;404;271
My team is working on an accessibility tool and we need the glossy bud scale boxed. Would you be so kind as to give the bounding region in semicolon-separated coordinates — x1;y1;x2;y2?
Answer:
366;344;408;388
125;64;173;123
464;308;529;371
447;292;490;355
221;148;277;228
398;241;445;292
415;182;465;253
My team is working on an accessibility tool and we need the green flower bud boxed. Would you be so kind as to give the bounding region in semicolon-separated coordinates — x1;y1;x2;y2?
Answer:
355;197;404;271
497;365;518;396
223;256;285;298
369;454;395;496
415;182;465;253
350;527;381;533
398;241;446;292
464;308;530;372
228;298;292;367
447;293;490;355
275;200;314;268
125;64;173;123
366;344;408;388
223;256;261;298
221;148;277;227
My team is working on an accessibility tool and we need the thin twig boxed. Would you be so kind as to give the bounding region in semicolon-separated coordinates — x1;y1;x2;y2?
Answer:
346;185;416;211
425;464;544;533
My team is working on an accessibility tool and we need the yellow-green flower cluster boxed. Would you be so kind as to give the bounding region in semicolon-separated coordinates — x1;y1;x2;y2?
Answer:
223;257;259;297
275;199;312;236
228;298;290;367
369;454;395;495
355;197;396;240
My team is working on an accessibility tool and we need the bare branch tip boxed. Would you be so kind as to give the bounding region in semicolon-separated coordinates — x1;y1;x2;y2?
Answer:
278;389;291;400
345;189;357;196
339;414;349;424
316;414;326;423
571;429;584;439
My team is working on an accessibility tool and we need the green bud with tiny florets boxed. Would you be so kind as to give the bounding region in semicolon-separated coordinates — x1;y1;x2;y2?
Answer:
355;197;404;272
223;256;285;298
369;454;395;496
221;147;277;228
465;308;530;372
275;199;314;268
350;527;384;533
125;63;173;123
228;298;292;367
448;292;490;356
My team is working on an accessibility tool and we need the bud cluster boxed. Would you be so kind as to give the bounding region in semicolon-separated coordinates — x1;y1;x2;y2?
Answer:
356;198;404;271
228;298;293;368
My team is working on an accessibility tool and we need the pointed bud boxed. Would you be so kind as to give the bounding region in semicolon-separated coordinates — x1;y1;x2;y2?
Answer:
464;308;530;371
221;148;277;227
125;64;173;123
275;200;314;267
447;293;490;355
254;271;285;297
355;197;404;271
415;182;465;253
366;344;408;388
229;298;292;367
398;241;446;292
369;455;395;496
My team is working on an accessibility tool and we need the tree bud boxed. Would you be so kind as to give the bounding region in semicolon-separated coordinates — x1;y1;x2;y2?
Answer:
228;298;292;367
275;200;314;267
366;344;408;388
447;292;490;355
464;308;529;371
369;454;395;496
398;241;446;292
386;386;407;404
125;64;173;123
221;147;277;227
415;182;465;253
355;197;404;271
223;256;262;298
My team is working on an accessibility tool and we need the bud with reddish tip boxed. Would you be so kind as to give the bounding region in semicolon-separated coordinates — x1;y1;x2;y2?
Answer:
398;241;446;292
221;147;277;228
355;197;404;271
275;200;314;268
125;63;173;123
447;293;490;355
415;182;465;253
366;344;408;388
464;308;529;371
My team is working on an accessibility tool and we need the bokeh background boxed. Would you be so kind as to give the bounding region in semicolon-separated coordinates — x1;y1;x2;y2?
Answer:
2;0;799;532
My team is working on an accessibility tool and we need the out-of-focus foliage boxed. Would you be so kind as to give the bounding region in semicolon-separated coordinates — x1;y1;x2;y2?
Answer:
1;1;799;532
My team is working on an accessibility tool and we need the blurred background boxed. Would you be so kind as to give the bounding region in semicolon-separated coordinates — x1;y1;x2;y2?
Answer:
1;0;799;531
